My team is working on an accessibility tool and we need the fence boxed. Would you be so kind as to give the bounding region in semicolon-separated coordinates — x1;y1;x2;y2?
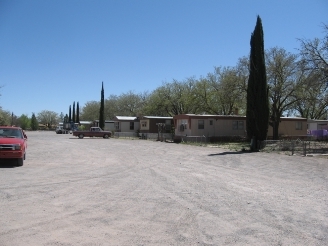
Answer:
140;133;173;141
261;139;328;155
114;132;138;139
180;135;207;145
113;132;173;141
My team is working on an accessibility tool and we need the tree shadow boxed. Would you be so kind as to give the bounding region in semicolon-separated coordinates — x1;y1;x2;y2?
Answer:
0;159;19;168
208;150;253;156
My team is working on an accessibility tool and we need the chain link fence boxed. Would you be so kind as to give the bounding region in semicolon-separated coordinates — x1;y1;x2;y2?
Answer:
113;132;139;139
113;132;174;141
180;136;207;145
261;139;328;155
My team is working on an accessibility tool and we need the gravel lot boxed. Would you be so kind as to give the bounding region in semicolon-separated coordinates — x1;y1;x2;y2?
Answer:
1;131;327;245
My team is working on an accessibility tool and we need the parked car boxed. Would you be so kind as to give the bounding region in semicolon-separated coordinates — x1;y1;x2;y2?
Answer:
55;125;71;134
72;127;111;139
0;126;28;166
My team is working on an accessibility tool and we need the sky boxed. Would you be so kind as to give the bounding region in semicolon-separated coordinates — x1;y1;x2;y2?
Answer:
0;0;327;117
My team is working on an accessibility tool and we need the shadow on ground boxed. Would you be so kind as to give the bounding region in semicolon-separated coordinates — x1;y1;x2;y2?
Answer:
0;159;19;168
208;150;253;156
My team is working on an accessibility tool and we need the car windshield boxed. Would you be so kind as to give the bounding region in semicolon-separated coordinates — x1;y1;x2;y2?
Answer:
0;128;23;138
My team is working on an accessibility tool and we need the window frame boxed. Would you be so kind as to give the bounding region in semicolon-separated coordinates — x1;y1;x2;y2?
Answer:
130;122;134;130
114;122;120;130
141;120;147;128
198;120;204;130
232;120;244;130
295;121;302;130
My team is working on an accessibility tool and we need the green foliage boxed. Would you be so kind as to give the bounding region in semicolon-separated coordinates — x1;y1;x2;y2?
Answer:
76;102;80;123
18;114;30;130
99;82;105;129
294;71;328;119
37;110;59;128
246;16;269;145
69;22;326;132
30;113;39;130
72;101;76;123
78;124;85;130
80;101;99;121
0;108;11;125
59;112;64;122
107;91;148;117
204;66;246;115
69;105;72;122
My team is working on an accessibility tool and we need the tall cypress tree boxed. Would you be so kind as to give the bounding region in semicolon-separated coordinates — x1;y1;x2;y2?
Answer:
30;113;39;131
99;82;105;129
76;102;80;124
72;101;76;123
69;105;72;122
246;16;269;150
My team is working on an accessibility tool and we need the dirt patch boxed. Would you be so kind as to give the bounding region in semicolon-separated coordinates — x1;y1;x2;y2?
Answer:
1;131;327;245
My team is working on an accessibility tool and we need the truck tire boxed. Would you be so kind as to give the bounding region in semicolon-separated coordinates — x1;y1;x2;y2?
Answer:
17;158;24;166
78;134;84;139
103;134;109;139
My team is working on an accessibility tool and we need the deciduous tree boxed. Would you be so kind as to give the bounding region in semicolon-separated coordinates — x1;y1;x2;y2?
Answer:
37;110;59;128
266;47;304;139
298;23;328;82
17;114;30;130
80;101;99;121
0;107;11;125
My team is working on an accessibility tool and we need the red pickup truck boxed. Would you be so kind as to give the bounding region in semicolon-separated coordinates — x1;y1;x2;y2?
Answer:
72;127;112;139
0;126;28;166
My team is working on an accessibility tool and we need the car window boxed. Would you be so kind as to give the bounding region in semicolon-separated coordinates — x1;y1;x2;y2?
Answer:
0;128;23;138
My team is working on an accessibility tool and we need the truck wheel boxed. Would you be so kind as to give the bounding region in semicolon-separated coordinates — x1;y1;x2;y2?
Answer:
104;134;109;139
78;134;84;139
17;158;24;166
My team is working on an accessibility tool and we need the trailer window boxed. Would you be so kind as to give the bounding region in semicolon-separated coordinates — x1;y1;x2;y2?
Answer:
233;121;244;130
296;122;302;130
198;120;204;129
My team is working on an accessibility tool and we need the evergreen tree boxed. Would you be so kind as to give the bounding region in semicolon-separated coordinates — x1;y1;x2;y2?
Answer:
64;114;69;124
30;113;39;130
246;16;269;150
76;102;80;124
69;105;72;122
72;101;76;123
99;82;105;129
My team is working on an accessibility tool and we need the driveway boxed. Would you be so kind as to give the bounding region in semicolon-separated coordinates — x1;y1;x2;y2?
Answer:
0;131;327;245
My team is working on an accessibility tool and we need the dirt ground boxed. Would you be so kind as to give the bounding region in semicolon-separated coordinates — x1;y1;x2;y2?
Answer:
0;131;327;246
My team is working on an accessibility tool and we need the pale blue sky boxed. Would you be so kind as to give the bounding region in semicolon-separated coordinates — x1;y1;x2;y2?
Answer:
0;0;327;117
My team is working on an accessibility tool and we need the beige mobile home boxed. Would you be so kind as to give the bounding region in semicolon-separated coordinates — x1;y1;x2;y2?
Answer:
113;116;140;133
173;114;247;140
267;117;307;138
173;114;307;141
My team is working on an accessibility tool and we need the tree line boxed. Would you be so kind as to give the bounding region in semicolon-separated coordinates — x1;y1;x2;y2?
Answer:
82;24;327;123
1;22;327;135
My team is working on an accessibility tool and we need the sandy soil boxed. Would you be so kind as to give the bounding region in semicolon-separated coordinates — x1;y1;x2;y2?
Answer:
0;131;327;245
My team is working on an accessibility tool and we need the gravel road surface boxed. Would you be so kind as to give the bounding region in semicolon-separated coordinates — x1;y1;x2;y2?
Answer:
1;131;327;245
